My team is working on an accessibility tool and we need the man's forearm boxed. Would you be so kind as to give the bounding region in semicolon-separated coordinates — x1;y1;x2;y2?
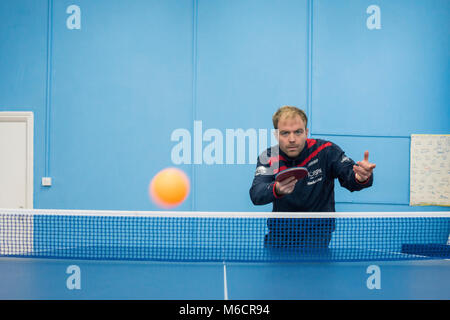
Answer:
249;181;277;205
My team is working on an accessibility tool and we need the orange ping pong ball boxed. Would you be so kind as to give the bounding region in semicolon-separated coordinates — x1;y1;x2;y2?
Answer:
149;168;190;208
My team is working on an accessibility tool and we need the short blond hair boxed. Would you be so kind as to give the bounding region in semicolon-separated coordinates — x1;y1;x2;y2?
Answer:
272;106;308;129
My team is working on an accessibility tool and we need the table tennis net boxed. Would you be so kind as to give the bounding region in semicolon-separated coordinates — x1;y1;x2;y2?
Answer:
1;209;449;262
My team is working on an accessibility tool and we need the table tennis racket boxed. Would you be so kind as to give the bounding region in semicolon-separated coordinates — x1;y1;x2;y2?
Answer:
275;167;309;182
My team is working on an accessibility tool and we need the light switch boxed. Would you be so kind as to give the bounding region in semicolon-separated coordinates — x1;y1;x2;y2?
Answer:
42;177;52;187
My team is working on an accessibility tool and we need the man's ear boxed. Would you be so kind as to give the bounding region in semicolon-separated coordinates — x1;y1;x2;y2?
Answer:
273;129;279;142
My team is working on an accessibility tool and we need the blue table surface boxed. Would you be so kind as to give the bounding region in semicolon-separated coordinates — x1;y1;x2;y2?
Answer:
1;255;449;300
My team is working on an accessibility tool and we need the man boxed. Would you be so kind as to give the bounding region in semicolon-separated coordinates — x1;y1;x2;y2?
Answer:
249;106;376;248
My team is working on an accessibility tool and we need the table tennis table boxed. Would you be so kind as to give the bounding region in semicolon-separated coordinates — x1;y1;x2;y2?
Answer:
1;209;449;300
1;253;449;300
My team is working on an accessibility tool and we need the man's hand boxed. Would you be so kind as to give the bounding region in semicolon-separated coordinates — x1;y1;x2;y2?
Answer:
275;176;297;196
353;151;376;183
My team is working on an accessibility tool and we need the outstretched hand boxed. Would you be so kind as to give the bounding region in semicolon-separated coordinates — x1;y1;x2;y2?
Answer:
353;151;376;183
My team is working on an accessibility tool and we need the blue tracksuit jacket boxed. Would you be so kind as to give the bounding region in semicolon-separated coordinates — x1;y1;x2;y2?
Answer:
250;138;373;212
249;138;373;247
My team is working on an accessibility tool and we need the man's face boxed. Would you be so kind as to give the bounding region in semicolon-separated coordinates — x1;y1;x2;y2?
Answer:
275;115;309;158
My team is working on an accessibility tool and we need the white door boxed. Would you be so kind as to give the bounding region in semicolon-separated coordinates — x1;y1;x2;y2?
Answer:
0;112;33;209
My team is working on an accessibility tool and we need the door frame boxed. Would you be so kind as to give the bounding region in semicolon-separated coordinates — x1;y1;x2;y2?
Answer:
0;111;34;208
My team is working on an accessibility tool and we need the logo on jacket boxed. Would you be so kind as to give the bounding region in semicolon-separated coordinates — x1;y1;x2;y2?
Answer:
255;166;270;176
307;159;318;167
341;156;350;163
308;168;323;179
307;168;323;185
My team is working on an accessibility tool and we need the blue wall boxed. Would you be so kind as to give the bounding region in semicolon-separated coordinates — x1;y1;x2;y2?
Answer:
0;0;448;212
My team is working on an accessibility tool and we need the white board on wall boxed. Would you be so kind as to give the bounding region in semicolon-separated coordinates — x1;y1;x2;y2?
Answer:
410;134;450;206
